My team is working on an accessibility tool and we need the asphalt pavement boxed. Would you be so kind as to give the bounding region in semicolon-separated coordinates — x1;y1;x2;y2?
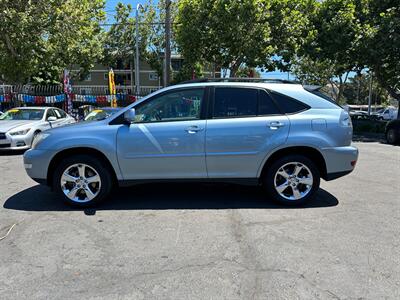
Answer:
0;142;399;299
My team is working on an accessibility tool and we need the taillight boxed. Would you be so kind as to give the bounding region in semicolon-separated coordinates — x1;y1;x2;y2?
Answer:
340;110;352;127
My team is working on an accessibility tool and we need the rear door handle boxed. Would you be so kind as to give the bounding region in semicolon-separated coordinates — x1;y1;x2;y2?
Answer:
185;126;204;134
269;121;285;130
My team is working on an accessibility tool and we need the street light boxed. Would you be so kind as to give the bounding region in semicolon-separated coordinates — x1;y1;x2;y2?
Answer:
135;3;143;98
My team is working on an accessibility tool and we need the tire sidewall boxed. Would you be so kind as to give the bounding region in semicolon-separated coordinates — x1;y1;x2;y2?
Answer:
263;155;320;206
54;154;112;207
386;128;398;144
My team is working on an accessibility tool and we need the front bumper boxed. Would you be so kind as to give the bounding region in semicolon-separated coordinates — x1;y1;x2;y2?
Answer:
321;145;358;180
0;132;33;150
23;149;57;184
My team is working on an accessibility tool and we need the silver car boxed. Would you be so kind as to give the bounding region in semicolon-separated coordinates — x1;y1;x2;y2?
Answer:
0;107;75;150
24;80;358;207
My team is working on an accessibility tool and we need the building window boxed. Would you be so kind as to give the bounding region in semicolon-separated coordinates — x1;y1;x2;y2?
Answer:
149;73;159;81
83;74;91;81
104;73;108;80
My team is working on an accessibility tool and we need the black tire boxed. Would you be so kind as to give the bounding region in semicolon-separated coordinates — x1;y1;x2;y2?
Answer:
386;128;399;144
262;154;320;206
53;154;113;208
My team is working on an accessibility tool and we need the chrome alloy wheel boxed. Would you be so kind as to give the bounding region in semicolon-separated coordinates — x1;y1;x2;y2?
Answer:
274;162;314;200
60;164;101;203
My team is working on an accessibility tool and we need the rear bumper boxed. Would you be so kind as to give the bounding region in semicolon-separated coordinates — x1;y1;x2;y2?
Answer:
321;146;358;180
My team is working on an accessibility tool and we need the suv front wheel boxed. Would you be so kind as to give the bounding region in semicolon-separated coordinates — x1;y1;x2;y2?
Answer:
263;155;320;205
53;155;113;207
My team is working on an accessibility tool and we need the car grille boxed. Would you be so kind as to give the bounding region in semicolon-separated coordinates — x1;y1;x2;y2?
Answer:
0;133;6;140
0;143;11;148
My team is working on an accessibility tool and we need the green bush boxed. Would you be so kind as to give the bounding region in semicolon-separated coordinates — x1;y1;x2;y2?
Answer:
352;119;387;134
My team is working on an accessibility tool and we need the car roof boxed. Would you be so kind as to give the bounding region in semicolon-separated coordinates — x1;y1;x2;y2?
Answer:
163;82;338;109
11;107;49;110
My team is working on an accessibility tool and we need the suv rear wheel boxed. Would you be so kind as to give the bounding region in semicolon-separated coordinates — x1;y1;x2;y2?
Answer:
53;154;112;207
263;155;320;205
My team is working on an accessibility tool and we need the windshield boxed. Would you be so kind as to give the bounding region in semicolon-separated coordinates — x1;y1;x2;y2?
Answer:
84;109;119;121
0;108;44;121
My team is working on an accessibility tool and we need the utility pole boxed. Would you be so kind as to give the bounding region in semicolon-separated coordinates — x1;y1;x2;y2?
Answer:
135;3;143;97
164;0;171;87
368;71;373;115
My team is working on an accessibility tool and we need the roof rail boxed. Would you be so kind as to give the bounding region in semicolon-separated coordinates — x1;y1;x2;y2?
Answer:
179;77;300;84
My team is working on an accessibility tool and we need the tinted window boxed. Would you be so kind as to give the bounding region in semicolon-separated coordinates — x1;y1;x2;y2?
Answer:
135;89;204;123
46;109;56;120
213;88;257;118
57;109;67;118
270;92;309;114
259;91;281;115
53;109;62;119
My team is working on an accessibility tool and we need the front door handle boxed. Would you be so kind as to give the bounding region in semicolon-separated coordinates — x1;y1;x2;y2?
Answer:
185;126;204;134
269;121;285;130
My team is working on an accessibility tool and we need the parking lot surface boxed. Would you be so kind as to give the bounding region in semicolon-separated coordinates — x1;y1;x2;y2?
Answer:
0;142;399;299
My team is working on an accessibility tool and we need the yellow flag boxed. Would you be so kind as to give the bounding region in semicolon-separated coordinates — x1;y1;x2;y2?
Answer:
108;68;117;107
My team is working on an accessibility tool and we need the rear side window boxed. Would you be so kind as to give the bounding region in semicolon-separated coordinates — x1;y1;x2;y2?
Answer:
270;91;309;114
259;91;281;115
213;88;258;118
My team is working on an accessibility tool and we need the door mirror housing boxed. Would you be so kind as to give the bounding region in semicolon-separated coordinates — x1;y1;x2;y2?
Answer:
47;116;57;122
124;108;136;123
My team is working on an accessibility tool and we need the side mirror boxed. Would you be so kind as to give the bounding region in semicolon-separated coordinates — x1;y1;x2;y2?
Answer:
124;108;136;123
47;116;57;122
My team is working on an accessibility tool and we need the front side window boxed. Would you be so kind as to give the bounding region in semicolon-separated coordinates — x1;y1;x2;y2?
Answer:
46;109;56;120
213;88;258;118
57;109;67;118
135;89;204;123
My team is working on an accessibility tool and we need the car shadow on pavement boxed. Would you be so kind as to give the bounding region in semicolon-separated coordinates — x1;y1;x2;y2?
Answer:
3;183;338;212
0;150;26;156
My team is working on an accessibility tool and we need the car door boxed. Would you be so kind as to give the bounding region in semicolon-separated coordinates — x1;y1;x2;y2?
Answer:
117;87;208;179
205;87;290;178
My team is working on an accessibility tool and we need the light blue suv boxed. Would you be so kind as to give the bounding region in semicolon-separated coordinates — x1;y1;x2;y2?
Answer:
23;80;358;207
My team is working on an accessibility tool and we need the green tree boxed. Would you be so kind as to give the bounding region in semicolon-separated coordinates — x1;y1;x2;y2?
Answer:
175;0;271;77
342;74;389;105
363;1;400;104
175;0;317;77
292;0;371;102
0;0;106;84
103;1;177;82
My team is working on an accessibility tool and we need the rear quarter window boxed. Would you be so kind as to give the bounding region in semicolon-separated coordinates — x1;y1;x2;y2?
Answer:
269;91;309;114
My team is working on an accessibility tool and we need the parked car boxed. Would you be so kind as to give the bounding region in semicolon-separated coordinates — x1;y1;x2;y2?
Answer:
23;79;358;207
0;107;75;150
385;119;400;144
373;107;398;120
350;110;368;116
84;107;121;121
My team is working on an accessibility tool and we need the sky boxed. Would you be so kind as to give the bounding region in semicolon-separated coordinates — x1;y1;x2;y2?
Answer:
105;0;292;80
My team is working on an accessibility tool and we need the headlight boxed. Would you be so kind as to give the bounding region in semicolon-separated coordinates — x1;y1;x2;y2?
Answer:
9;128;31;136
31;133;50;149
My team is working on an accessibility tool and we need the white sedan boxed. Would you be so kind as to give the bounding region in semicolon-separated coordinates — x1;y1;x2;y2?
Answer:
0;107;75;150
